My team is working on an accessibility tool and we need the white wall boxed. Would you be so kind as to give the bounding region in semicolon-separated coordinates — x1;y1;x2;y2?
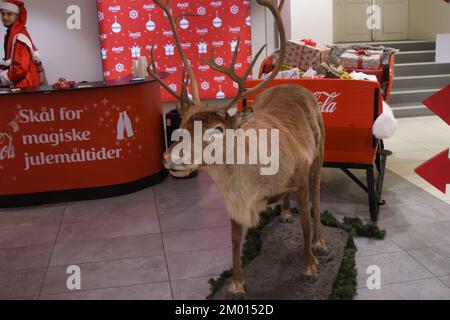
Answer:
1;0;104;83
256;0;334;49
409;0;450;40
284;0;334;44
284;0;450;43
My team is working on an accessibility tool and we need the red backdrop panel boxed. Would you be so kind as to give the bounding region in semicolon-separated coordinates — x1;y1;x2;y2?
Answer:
96;0;252;102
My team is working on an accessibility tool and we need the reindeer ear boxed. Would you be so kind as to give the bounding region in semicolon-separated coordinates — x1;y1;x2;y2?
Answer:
216;109;229;119
230;108;252;128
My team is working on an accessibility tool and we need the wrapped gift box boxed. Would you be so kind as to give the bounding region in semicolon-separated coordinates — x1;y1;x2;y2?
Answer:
284;40;331;71
274;68;302;79
339;49;383;70
347;65;384;83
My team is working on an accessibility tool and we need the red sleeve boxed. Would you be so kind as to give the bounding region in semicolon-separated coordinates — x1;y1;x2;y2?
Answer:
7;41;32;83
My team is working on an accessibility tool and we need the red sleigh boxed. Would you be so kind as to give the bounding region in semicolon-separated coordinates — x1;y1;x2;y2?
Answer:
239;54;396;221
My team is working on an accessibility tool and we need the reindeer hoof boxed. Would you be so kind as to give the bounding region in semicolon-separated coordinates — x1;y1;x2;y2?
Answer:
304;257;318;281
279;217;292;224
227;281;246;300
304;272;319;283
304;265;318;276
313;240;328;256
226;292;247;300
279;210;293;224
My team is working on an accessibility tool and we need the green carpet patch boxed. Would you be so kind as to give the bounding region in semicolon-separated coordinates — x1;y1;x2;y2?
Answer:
207;205;386;300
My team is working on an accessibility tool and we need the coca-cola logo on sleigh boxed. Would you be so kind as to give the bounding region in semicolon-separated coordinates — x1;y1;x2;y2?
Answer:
96;0;252;102
314;91;341;114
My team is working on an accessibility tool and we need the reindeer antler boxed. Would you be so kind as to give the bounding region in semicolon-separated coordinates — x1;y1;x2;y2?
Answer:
147;0;201;111
202;0;286;112
148;0;286;115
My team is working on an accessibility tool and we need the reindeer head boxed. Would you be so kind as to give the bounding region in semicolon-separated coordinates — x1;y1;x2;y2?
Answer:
148;0;286;177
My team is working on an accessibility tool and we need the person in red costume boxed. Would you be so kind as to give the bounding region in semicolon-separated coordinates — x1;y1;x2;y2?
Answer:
0;0;40;88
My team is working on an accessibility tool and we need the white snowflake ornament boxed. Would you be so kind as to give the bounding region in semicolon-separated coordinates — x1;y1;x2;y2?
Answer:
129;10;139;20
115;63;125;72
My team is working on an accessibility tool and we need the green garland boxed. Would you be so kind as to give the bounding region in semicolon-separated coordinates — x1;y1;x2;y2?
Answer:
207;205;386;300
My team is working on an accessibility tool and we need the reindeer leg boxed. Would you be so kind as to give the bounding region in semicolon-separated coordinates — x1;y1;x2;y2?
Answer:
280;195;293;223
228;219;246;299
297;185;318;278
310;163;327;254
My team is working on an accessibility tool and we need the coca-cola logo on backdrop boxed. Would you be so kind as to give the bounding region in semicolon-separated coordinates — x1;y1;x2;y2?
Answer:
0;118;19;164
96;0;253;102
0;133;14;162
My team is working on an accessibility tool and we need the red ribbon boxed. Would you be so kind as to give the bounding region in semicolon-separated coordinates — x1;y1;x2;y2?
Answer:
354;49;371;69
52;78;76;89
300;38;317;47
355;49;371;56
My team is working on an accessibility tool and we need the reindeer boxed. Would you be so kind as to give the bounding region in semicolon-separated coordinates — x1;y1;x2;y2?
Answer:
148;0;326;298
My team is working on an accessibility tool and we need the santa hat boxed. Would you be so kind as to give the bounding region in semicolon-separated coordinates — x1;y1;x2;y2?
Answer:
1;0;34;61
0;1;22;15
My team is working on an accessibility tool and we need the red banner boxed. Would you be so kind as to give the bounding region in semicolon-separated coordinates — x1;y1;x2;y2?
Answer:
96;0;253;102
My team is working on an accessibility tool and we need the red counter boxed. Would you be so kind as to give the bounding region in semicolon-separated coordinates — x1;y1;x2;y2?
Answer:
0;77;167;207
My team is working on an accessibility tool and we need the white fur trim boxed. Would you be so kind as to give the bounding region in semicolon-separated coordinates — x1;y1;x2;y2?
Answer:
16;34;40;62
0;2;20;14
32;50;40;61
7;33;41;65
16;34;33;48
373;101;398;139
0;69;12;86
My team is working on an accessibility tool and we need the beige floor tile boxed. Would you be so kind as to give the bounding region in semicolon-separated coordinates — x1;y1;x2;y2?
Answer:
401;131;450;143
402;174;433;188
416;139;450;150
385;142;427;153
426;147;450;154
422;186;450;203
388;150;435;164
387;161;424;176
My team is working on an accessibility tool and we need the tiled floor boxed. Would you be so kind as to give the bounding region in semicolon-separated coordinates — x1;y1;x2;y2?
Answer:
0;116;449;300
384;115;450;204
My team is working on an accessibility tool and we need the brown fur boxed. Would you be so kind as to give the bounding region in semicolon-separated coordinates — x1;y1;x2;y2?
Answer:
163;84;327;296
154;0;324;297
202;85;325;228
